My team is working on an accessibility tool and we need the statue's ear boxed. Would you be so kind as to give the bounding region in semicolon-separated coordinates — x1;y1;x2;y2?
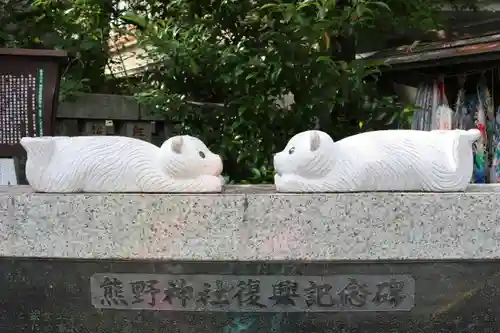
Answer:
310;131;321;152
171;136;184;154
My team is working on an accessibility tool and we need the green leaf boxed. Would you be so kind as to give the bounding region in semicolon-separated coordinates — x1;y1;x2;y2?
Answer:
385;112;398;125
271;66;282;82
80;40;95;51
324;31;331;50
283;9;294;23
375;111;387;121
370;1;391;12
316;56;332;64
259;3;279;11
356;4;374;18
317;5;326;19
189;59;199;74
120;12;148;29
405;104;421;113
355;4;364;17
251;168;261;179
297;2;311;11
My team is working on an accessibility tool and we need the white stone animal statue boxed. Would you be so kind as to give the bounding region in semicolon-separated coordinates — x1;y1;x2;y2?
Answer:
20;135;224;193
273;129;481;192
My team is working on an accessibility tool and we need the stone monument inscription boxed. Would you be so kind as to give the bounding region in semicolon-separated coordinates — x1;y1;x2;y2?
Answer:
90;274;415;312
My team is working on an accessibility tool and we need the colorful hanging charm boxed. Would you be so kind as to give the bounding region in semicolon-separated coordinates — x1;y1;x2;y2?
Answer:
412;82;434;131
453;76;466;130
474;80;489;183
480;74;495;182
492;106;500;183
435;77;453;130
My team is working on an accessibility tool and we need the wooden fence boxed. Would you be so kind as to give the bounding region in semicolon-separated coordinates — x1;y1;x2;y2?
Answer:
56;93;179;147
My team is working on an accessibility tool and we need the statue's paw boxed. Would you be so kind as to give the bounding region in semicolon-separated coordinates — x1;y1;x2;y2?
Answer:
274;173;302;192
197;175;223;192
274;173;283;188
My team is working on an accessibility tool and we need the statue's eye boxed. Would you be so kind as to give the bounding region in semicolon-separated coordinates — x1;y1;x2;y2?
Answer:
199;151;206;158
288;147;295;154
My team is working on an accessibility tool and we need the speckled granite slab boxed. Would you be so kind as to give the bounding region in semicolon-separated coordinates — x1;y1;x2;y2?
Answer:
1;185;500;260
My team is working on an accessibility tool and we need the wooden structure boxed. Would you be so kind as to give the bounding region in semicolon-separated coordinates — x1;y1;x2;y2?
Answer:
0;48;67;157
369;33;500;70
55;93;178;146
363;31;500;88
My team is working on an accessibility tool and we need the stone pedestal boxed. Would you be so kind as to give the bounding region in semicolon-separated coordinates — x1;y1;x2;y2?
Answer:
0;158;17;185
1;185;500;332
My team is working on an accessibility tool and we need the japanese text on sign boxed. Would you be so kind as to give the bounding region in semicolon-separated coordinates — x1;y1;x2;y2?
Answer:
0;74;37;145
91;274;415;312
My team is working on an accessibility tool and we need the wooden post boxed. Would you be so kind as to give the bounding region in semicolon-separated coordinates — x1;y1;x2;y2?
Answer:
83;121;107;136
122;121;152;142
55;119;79;136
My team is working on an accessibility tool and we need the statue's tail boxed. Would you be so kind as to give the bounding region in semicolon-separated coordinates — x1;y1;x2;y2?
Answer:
424;129;480;191
459;128;481;145
441;129;481;191
20;137;57;167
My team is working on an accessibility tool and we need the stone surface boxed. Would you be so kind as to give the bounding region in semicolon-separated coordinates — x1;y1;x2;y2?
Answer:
1;185;500;260
274;129;481;192
0;158;17;185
